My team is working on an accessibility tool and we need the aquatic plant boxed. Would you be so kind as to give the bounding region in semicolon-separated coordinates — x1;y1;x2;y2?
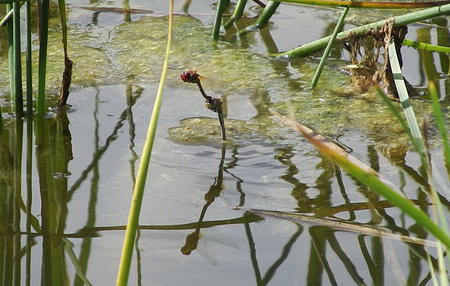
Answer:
116;1;174;285
216;0;450;91
0;0;71;116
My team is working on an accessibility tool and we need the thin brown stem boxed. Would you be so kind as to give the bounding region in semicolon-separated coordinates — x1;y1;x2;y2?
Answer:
196;81;213;102
252;0;266;8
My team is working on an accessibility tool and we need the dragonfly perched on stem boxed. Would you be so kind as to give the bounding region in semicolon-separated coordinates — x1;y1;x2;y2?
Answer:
180;70;227;140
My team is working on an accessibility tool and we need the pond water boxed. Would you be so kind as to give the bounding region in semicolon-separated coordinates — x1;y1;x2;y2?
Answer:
0;0;449;285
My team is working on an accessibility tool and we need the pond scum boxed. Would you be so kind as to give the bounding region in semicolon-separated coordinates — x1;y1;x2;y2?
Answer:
0;0;449;285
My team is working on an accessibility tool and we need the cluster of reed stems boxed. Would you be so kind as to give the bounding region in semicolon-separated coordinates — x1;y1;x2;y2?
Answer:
2;0;70;118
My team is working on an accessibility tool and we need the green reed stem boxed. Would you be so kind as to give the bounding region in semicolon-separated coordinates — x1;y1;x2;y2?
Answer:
212;0;230;40
311;6;349;89
403;39;450;53
37;0;50;115
224;0;247;29
388;41;425;154
278;3;450;57
13;0;23;117
7;3;14;102
26;0;32;116
57;0;68;56
429;82;450;177
294;116;450;250
115;1;173;285
239;1;280;36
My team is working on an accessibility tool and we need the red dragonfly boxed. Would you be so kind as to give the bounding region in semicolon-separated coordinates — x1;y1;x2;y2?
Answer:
180;70;227;140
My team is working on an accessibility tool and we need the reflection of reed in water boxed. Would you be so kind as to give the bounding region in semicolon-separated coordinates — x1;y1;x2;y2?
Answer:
36;111;73;285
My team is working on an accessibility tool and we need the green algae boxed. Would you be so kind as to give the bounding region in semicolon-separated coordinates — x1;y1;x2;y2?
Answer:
168;117;278;144
108;15;287;95
0;12;440;159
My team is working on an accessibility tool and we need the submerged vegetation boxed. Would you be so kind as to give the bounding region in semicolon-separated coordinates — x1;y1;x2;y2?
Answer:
0;0;449;285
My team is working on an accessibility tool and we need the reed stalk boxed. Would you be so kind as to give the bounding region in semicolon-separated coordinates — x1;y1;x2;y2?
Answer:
13;0;23;117
7;3;14;102
26;0;32;116
239;1;280;35
388;41;424;154
224;0;247;29
115;1;173;285
403;39;450;53
212;0;230;40
37;0;50;115
278;3;450;57
429;82;450;176
311;6;349;89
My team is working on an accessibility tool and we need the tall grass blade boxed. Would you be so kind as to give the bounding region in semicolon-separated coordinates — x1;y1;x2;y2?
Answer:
13;0;23;117
275;111;450;249
212;0;230;40
7;3;14;103
376;89;422;156
388;41;425;154
37;0;50;115
26;0;32;116
422;121;450;284
311;6;349;89
115;1;173;285
429;82;450;176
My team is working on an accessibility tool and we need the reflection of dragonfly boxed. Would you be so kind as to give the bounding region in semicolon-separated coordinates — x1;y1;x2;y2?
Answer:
181;143;227;258
180;70;227;140
139;228;238;266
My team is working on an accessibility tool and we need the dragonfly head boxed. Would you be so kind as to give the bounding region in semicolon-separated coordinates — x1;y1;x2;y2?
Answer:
180;70;200;84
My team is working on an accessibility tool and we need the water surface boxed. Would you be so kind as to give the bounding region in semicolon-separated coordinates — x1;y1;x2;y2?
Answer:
0;1;449;285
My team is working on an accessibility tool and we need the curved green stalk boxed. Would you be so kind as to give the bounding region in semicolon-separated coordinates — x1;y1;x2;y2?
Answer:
388;41;424;153
429;82;450;177
58;0;69;54
289;113;450;249
277;4;450;58
212;0;230;40
26;0;32;116
13;0;23;117
7;3;14;104
224;0;247;29
239;1;280;36
37;0;50;115
403;39;450;53
115;1;173;285
311;6;349;89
